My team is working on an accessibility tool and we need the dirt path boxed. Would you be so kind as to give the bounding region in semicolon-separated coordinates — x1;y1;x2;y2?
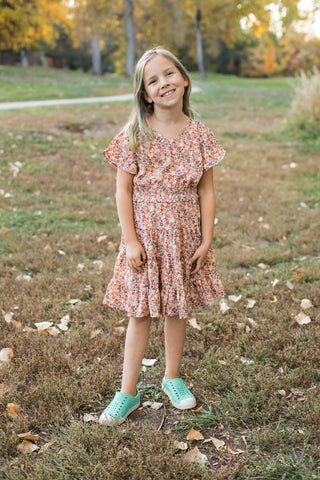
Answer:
0;87;201;110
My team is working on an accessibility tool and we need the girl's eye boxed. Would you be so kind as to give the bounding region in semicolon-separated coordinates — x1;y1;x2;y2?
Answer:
149;79;156;85
167;71;173;76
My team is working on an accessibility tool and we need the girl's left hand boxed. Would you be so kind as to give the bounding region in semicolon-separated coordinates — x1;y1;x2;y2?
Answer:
189;244;210;275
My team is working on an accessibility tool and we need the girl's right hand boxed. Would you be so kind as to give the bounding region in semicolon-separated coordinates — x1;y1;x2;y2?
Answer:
126;240;147;273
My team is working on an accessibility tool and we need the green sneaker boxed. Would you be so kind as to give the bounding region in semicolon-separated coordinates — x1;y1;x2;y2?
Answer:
162;377;196;410
99;391;140;426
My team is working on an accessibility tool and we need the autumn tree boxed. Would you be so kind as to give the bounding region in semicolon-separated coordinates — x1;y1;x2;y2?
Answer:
0;0;70;63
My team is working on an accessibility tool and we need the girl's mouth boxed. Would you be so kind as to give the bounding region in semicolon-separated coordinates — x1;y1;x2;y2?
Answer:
161;89;175;97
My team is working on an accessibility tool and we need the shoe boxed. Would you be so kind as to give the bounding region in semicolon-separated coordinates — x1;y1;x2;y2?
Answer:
162;377;196;410
99;391;140;426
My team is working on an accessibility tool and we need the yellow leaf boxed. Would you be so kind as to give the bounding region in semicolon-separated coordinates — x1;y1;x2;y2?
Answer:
187;428;204;441
192;405;203;413
7;403;20;418
18;432;40;442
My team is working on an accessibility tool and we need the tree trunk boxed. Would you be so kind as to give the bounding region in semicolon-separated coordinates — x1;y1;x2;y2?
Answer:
91;34;102;75
196;8;206;80
123;0;136;78
20;48;29;67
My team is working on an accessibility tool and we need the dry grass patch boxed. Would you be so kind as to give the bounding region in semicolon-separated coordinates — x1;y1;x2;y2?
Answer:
1;76;319;479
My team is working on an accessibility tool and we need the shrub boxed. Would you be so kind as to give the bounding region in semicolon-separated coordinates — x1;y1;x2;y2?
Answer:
290;67;320;139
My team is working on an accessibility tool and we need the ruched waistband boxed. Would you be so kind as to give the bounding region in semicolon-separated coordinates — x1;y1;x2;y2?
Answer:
133;188;198;204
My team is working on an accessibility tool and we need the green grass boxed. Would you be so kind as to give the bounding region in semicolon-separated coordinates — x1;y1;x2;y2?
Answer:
0;66;132;102
0;68;319;480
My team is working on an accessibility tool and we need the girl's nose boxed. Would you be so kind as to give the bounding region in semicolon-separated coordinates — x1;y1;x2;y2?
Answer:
159;76;169;88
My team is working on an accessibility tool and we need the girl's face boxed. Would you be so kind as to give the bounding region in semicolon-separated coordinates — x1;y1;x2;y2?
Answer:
142;55;188;112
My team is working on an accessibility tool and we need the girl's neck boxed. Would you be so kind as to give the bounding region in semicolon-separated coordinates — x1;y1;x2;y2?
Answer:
148;107;187;129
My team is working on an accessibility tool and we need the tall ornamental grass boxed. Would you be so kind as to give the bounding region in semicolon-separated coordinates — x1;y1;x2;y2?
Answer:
290;67;320;138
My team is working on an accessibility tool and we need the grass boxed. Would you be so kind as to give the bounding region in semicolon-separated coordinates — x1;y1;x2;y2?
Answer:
0;68;320;479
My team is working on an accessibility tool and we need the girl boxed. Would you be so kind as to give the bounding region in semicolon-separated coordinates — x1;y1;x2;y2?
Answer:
99;47;225;426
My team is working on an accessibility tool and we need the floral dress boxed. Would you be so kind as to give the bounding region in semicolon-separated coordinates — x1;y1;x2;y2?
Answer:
103;117;225;319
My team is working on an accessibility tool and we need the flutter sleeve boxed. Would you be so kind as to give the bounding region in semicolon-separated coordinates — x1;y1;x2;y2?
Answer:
199;122;226;171
103;129;137;174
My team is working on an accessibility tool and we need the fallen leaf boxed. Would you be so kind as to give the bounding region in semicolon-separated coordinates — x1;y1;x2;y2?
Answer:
7;403;20;417
142;401;163;410
77;263;84;271
47;327;60;337
174;440;188;451
218;360;227;365
38;440;55;453
272;279;279;287
301;299;313;310
247;317;258;328
258;263;268;270
246;299;256;309
187;428;204;441
90;329;102;339
286;281;294;290
220;301;230;314
192;405;203;413
83;413;98;423
12;320;23;330
184;447;208;466
290;388;304;396
34;321;53;334
294;312;311;325
277;389;286;397
228;295;242;302
17;440;39;454
239;356;254;365
4;313;13;324
0;383;10;396
68;299;81;305
58;250;65;256
0;348;14;364
227;446;245;455
18;432;40;442
209;437;225;450
97;235;107;243
142;358;157;367
188;317;201;330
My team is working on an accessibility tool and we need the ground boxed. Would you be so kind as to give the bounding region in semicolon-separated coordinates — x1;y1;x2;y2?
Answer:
0;68;319;479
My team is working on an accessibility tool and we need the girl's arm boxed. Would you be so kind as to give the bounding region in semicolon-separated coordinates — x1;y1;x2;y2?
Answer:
116;168;146;273
189;167;216;275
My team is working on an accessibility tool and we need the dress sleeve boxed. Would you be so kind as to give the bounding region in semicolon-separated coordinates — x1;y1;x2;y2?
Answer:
103;130;137;174
199;122;226;171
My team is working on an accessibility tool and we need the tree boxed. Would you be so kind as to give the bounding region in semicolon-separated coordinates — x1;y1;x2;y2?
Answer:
123;0;136;77
0;0;70;54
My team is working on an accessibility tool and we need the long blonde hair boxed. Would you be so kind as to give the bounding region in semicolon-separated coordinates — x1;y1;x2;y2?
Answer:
126;47;194;152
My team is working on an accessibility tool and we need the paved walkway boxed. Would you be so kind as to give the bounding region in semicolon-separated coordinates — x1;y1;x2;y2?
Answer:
0;87;200;111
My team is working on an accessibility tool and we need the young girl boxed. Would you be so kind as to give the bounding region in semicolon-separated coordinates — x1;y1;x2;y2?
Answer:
99;47;225;426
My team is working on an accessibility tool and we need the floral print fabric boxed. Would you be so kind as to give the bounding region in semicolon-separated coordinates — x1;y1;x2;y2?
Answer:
103;118;225;319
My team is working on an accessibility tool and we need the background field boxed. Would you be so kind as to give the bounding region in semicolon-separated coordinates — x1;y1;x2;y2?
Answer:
0;69;319;479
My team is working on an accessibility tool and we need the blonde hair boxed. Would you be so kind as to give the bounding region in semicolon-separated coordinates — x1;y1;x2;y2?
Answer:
126;47;194;152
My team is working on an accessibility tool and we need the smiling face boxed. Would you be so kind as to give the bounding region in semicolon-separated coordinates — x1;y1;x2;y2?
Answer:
142;55;189;112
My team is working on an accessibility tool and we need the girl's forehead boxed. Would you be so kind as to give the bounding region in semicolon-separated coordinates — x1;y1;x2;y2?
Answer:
143;55;176;77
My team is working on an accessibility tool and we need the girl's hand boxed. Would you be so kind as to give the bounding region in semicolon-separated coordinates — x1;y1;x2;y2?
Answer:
126;240;147;273
189;244;210;275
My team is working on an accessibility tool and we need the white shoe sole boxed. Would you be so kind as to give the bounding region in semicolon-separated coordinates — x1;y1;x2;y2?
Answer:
162;386;196;410
99;402;140;426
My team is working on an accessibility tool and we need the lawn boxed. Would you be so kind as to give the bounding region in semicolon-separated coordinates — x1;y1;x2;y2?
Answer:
0;68;319;479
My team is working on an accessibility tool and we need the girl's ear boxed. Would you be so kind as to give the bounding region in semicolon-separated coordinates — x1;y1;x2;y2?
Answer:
142;90;153;104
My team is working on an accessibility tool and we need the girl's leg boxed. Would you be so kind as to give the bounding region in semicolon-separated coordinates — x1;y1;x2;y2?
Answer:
164;315;187;379
121;315;152;396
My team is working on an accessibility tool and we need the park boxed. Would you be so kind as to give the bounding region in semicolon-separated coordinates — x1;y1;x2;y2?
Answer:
0;1;320;479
